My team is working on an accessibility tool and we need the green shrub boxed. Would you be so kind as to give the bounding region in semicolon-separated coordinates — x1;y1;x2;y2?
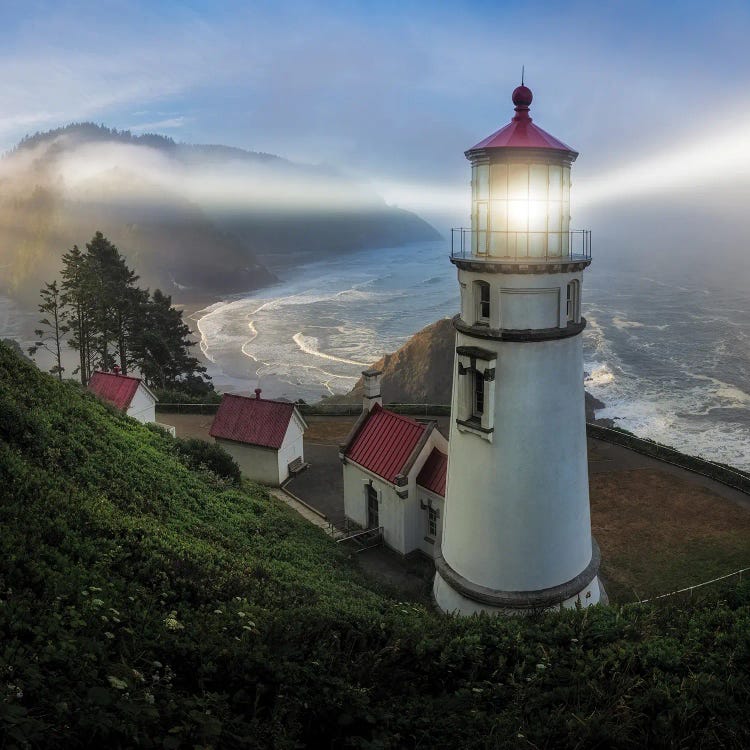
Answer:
173;436;241;483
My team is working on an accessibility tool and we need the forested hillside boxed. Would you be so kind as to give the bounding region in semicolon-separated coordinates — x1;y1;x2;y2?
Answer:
0;124;439;306
1;341;749;748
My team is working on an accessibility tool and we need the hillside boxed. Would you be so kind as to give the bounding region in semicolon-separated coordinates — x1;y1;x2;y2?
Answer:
2;341;750;747
341;317;606;420
0;124;439;306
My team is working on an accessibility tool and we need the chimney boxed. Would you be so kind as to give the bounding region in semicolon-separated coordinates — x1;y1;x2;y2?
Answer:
362;369;382;412
112;365;121;376
254;388;262;400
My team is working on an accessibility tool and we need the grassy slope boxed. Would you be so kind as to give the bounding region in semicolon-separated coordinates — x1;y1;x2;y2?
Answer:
2;341;750;748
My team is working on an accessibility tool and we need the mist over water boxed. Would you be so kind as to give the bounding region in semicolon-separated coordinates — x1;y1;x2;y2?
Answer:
196;239;750;470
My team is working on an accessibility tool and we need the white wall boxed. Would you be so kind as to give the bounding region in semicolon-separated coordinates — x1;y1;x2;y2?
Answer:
343;427;448;557
459;269;583;330
343;463;404;550
276;413;305;484
441;330;593;593
215;438;280;486
126;384;156;424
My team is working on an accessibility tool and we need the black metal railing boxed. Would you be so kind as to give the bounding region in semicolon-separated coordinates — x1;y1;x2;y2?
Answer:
450;229;591;263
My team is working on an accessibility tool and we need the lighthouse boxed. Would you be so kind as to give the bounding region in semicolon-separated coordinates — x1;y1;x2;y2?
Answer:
433;82;604;615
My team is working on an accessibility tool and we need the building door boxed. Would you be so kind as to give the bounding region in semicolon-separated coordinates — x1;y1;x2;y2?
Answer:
366;484;379;529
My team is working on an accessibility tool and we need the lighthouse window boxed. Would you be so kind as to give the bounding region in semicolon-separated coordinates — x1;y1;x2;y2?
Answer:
566;280;579;323
476;281;490;323
473;371;485;418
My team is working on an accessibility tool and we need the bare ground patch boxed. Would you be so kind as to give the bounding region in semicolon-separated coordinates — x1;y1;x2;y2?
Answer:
591;468;750;603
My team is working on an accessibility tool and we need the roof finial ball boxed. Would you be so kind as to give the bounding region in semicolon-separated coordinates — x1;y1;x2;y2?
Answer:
512;82;533;119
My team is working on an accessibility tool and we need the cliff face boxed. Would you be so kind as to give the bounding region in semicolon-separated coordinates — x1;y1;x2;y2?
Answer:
343;317;605;421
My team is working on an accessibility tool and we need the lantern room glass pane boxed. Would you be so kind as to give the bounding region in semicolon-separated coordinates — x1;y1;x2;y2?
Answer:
562;201;570;233
548;232;561;257
548;201;562;232
490;231;508;256
549;165;562;200
507;200;527;232
490;163;508;200
490;200;507;231
529;200;547;232
477;164;489;200
508;164;528;200
562;167;571;203
528;233;546;258
529;165;548;202
476;202;488;254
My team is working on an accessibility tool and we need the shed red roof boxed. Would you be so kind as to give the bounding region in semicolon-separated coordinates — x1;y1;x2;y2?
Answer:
466;85;577;157
345;404;427;483
417;448;448;497
87;371;142;411
209;393;297;449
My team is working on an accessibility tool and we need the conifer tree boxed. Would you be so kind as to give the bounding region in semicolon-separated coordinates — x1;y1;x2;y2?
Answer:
132;289;210;391
60;244;92;383
83;232;141;374
28;280;69;380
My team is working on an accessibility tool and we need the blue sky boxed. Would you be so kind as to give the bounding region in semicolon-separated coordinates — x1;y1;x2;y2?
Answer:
0;0;748;221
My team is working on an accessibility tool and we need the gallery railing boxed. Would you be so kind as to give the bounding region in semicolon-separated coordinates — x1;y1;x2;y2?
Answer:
450;228;592;263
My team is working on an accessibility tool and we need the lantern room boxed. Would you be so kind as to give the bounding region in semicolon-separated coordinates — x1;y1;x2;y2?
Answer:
454;84;590;263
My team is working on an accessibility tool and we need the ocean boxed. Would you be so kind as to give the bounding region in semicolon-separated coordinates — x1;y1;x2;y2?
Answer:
194;240;750;470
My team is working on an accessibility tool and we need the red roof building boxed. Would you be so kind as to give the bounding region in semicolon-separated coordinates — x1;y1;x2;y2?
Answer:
343;404;429;483
87;370;157;421
341;400;449;558
209;392;300;449
209;390;308;487
416;448;448;497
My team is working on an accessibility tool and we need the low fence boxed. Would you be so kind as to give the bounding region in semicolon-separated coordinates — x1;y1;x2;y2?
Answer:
633;567;749;606
587;423;750;495
156;402;451;417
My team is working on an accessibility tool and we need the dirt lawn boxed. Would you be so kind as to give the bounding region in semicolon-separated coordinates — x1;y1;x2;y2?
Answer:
591;468;750;603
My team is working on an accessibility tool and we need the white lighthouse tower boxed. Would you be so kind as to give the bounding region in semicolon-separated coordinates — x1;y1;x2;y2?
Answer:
433;82;604;615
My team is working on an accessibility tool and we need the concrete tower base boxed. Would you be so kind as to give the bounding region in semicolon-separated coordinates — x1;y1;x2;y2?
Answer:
433;543;607;616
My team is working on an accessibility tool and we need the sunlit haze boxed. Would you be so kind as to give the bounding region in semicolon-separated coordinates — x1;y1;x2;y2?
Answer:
0;1;748;233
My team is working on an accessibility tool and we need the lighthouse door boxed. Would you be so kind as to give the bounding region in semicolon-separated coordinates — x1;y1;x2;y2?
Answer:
366;484;379;529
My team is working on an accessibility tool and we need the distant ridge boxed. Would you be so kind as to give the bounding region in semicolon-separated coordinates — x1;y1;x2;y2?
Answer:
0;123;439;307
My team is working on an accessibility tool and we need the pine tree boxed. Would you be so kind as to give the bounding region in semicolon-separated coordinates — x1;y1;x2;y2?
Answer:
83;232;141;374
60;244;93;384
28;280;69;380
132;289;211;391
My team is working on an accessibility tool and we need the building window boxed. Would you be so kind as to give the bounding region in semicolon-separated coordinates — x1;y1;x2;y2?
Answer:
475;281;490;324
473;371;485;418
428;506;438;538
566;280;579;323
366;484;379;529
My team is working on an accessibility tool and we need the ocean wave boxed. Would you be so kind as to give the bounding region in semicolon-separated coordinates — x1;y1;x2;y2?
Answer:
612;316;645;330
292;333;370;366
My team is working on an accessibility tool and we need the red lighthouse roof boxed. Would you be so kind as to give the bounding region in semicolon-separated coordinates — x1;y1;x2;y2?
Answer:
466;84;577;158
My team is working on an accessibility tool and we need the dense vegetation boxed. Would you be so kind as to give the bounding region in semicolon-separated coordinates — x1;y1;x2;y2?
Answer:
2;341;750;748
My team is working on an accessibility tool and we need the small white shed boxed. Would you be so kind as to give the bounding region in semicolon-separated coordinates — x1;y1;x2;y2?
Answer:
87;369;158;424
209;390;308;486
